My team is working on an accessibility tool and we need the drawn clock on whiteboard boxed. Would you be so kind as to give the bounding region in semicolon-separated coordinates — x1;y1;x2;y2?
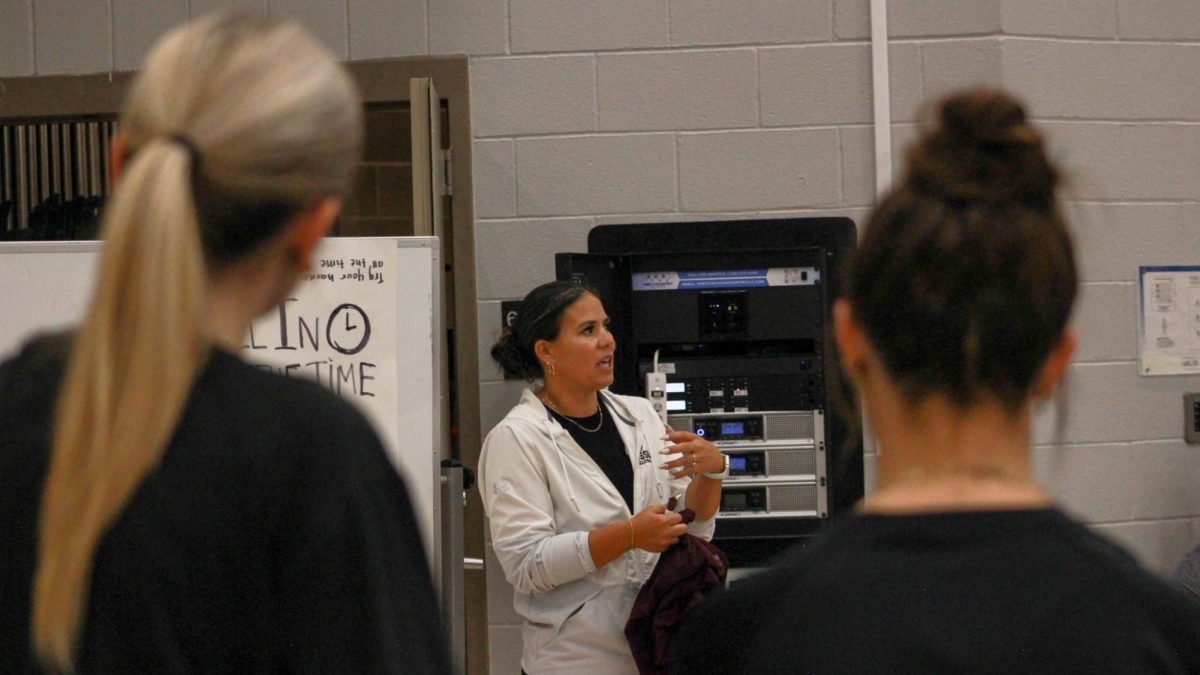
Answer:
327;303;372;355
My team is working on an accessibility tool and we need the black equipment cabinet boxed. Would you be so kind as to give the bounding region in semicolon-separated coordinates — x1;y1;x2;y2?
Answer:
557;217;864;567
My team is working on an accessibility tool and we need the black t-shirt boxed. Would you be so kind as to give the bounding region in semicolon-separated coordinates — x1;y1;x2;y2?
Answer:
672;508;1200;674
0;335;450;674
547;398;633;512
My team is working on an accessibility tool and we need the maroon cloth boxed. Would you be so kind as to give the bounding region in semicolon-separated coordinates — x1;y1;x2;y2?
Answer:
625;509;728;675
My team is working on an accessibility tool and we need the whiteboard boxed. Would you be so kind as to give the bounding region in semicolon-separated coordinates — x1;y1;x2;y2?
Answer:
0;241;100;354
0;237;443;567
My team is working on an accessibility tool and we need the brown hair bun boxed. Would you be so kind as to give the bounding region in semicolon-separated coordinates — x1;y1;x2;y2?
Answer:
846;88;1077;414
907;89;1057;210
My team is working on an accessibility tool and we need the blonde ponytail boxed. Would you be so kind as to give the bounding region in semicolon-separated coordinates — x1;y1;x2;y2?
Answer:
29;12;361;672
33;139;208;672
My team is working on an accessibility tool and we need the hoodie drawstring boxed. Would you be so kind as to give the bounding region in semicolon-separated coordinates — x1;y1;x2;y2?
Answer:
547;425;583;512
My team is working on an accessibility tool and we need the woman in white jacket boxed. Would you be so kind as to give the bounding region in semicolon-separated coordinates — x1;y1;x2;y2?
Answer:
481;281;726;674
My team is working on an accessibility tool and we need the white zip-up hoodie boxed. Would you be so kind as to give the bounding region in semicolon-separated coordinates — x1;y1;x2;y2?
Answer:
480;388;716;675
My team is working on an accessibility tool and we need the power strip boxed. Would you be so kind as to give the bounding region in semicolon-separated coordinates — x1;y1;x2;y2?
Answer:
645;372;668;425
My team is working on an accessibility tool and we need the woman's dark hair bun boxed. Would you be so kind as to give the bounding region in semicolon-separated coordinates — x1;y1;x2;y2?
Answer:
489;280;597;382
491;326;541;380
908;89;1057;209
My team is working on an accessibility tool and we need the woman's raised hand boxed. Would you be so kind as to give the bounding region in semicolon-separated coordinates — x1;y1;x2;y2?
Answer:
659;426;726;479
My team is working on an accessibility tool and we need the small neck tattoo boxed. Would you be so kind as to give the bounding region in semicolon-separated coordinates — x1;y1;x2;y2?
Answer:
541;395;603;433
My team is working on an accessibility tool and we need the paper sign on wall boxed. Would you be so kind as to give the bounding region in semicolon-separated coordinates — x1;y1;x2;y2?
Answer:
1138;265;1200;376
244;249;399;432
242;237;441;564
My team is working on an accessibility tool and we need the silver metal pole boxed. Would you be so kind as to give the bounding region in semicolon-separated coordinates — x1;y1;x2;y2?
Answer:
439;460;466;675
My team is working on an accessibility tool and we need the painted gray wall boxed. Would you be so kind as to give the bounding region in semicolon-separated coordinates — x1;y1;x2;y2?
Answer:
4;2;1199;673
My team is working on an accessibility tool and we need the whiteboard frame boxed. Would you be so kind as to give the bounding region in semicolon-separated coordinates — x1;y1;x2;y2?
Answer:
397;236;445;576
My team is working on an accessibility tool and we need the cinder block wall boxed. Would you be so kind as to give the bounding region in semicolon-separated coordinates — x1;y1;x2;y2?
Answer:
999;0;1200;573
470;2;1200;667
4;2;1199;673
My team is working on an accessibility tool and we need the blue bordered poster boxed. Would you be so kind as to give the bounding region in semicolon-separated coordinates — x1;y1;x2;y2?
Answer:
1138;265;1200;376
